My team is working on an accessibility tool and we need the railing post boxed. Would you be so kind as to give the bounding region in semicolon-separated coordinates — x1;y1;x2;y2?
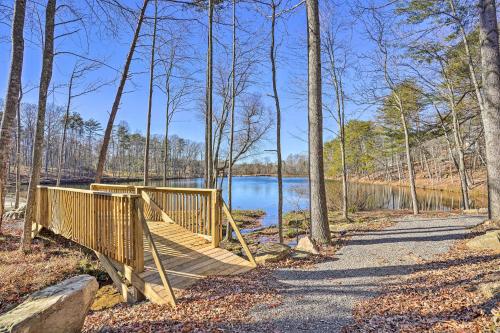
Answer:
36;186;48;229
132;196;144;273
211;189;222;248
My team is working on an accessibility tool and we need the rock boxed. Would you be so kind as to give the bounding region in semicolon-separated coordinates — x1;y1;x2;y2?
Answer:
219;240;242;255
254;242;291;264
0;274;98;333
466;230;500;252
2;203;26;220
291;250;311;260
295;236;320;254
90;285;124;311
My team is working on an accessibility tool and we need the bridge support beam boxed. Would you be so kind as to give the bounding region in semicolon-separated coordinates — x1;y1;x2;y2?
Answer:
95;251;146;304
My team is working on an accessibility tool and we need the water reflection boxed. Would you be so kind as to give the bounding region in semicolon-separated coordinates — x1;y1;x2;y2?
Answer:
142;177;487;226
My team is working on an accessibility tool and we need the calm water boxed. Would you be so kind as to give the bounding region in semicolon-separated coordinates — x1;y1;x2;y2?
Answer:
128;177;488;227
8;176;486;226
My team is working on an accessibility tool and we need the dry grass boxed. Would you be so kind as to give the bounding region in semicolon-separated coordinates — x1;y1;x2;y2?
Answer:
0;219;105;314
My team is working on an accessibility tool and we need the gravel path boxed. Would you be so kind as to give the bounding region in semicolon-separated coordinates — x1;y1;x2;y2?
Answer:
248;215;486;332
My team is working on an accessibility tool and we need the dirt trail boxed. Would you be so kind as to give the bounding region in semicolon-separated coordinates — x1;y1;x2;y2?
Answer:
248;215;486;332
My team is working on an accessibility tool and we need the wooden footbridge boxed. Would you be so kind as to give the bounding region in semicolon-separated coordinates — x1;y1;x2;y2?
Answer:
35;184;256;306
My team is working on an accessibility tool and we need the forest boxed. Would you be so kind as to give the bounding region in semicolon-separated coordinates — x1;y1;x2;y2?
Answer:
0;0;499;332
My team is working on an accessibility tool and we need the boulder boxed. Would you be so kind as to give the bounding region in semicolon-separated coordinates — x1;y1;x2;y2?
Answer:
295;236;320;255
290;250;311;260
2;203;26;220
254;242;291;264
466;230;500;252
0;274;98;333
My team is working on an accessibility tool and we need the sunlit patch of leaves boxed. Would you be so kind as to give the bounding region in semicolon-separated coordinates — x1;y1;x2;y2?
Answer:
344;228;500;332
83;269;281;332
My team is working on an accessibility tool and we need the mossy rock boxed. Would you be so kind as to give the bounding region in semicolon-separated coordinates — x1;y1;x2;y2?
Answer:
285;229;301;239
219;240;242;255
90;285;124;311
254;242;291;265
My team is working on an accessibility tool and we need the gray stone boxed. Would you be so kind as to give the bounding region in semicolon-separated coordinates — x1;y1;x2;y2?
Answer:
466;230;500;252
255;242;291;264
0;274;98;333
295;236;319;254
2;204;26;220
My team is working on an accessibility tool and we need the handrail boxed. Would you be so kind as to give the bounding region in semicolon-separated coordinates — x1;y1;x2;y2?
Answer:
37;185;144;272
42;185;139;197
90;183;223;247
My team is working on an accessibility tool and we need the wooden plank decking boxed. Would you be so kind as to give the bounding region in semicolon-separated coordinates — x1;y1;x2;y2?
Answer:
139;221;254;300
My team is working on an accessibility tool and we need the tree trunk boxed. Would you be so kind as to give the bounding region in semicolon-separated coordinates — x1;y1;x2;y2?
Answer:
478;0;500;219
0;0;26;230
339;98;348;219
448;0;485;113
400;110;419;215
270;3;283;243
56;76;73;186
22;0;56;251
95;0;149;182
15;88;23;209
450;104;470;210
205;0;214;188
163;103;170;186
226;0;237;241
144;0;157;186
327;46;348;220
306;0;330;244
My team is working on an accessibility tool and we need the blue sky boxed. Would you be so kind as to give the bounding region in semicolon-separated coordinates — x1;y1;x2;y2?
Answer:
0;0;372;162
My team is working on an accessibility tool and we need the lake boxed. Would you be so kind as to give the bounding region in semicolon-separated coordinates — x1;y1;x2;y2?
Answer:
123;176;488;227
8;176;487;227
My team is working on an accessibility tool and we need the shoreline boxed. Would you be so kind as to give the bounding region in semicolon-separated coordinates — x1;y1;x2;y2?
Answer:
326;176;487;197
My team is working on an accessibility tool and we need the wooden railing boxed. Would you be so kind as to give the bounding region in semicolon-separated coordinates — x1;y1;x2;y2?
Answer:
89;184;223;247
36;184;255;307
37;186;144;272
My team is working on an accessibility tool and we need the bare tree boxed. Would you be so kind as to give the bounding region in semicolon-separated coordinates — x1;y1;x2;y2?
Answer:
307;0;330;243
322;2;349;220
0;0;26;231
56;62;105;186
478;0;500;219
362;7;419;215
205;0;214;187
22;0;57;251
15;87;23;209
270;0;284;243
144;0;158;186
95;0;150;182
226;0;237;240
156;33;193;185
255;0;301;243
